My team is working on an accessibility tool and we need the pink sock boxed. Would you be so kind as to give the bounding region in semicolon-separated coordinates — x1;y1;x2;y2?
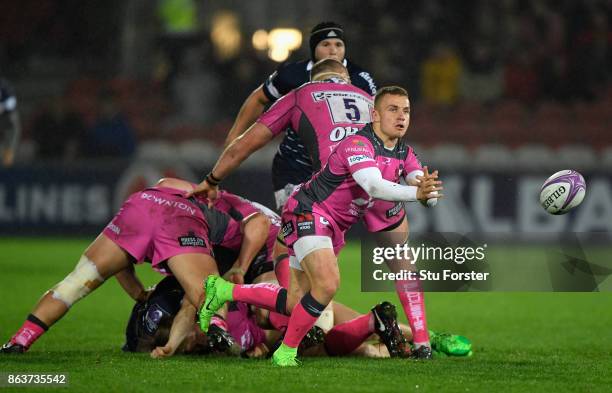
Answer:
395;279;430;345
210;315;228;331
269;312;289;331
283;293;326;348
324;313;374;355
11;320;46;349
274;256;290;288
232;283;284;312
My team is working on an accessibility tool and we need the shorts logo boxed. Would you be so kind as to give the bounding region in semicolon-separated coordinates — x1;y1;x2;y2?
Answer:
319;216;329;226
348;155;374;166
281;221;294;238
296;213;315;237
178;232;207;247
386;203;403;218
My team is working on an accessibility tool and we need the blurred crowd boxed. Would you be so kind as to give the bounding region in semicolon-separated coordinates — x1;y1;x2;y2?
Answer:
0;0;610;162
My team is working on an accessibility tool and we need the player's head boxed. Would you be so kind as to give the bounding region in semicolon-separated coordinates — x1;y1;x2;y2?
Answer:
310;58;350;82
372;86;411;140
309;21;345;62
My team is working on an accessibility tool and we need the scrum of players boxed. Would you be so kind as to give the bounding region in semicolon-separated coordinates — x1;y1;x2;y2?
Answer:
1;22;472;365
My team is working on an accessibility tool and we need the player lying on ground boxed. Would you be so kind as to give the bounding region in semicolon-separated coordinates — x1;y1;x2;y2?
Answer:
123;275;420;359
196;87;443;366
1;186;219;354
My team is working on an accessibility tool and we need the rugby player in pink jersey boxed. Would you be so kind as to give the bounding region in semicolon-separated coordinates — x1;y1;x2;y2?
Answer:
0;186;219;354
194;87;444;366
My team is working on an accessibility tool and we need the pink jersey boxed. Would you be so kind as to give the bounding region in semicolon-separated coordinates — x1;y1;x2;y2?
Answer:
288;125;422;232
258;79;373;172
210;190;280;263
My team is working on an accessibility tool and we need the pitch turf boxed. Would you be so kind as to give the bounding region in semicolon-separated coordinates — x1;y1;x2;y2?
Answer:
1;238;611;393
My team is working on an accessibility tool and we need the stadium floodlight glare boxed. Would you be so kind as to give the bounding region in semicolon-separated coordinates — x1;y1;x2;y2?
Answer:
252;29;269;51
268;46;290;62
210;11;241;60
266;28;302;62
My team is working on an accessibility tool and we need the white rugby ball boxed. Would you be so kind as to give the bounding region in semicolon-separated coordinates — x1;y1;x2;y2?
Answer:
540;170;586;215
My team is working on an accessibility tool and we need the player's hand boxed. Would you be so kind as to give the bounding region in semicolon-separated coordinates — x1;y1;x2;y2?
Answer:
150;344;175;359
415;166;443;202
223;267;245;284
185;179;219;203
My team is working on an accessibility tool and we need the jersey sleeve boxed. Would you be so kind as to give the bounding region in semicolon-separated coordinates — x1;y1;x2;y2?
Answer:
348;63;377;96
256;90;298;136
336;135;377;175
404;146;424;174
262;63;296;101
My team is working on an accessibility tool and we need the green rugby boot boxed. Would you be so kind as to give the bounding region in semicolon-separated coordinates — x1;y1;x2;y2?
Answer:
271;343;300;367
198;275;234;332
430;331;473;357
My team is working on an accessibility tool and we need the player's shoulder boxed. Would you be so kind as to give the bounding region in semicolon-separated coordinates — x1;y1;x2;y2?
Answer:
346;59;377;95
338;131;375;154
274;59;310;81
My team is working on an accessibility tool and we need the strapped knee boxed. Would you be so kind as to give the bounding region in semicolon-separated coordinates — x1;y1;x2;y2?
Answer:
51;255;104;307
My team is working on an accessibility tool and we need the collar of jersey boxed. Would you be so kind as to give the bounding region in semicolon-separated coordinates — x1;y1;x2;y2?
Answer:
306;59;348;71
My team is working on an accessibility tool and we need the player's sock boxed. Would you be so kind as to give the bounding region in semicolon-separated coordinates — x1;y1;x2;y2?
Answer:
210;315;228;331
283;292;327;348
395;279;430;347
269;312;289;331
233;283;288;315
324;313;373;355
274;255;290;288
10;314;49;349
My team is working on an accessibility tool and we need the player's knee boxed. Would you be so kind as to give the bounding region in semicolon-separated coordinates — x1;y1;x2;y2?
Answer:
51;255;105;307
314;276;339;300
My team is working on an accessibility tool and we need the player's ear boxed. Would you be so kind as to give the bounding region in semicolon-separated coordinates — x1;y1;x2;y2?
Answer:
371;107;380;123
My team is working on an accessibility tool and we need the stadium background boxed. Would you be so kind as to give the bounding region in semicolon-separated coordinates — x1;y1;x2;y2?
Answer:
0;0;611;237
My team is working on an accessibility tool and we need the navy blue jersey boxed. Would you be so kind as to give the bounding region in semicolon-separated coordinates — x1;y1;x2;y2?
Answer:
262;59;377;191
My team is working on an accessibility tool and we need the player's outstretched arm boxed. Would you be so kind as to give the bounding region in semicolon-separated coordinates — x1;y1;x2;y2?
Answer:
151;299;196;359
187;123;274;199
223;86;270;148
353;166;443;202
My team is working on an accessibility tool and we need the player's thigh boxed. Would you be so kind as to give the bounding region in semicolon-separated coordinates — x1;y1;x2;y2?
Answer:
83;233;133;281
166;253;219;308
331;301;362;325
300;247;339;291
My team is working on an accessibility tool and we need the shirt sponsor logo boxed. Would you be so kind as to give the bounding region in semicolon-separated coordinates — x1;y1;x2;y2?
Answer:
296;213;315;237
178;233;207;247
386;202;404;218
106;222;121;235
348;155;374;166
359;71;377;95
281;221;295;238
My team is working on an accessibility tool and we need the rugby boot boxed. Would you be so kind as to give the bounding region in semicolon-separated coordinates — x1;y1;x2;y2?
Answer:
430;331;473;357
271;343;300;367
410;345;433;360
207;324;240;356
0;341;26;354
198;275;234;332
371;301;409;358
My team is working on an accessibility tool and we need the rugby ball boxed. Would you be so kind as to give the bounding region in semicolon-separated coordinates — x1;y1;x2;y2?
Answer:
540;170;586;215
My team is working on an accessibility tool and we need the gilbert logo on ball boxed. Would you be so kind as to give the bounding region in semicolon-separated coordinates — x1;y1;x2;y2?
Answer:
540;170;586;215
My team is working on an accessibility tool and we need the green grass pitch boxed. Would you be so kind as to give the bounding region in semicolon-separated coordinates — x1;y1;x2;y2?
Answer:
1;238;611;392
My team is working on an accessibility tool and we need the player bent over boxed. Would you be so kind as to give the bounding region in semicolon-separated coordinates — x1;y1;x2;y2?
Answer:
198;88;443;366
1;186;219;353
